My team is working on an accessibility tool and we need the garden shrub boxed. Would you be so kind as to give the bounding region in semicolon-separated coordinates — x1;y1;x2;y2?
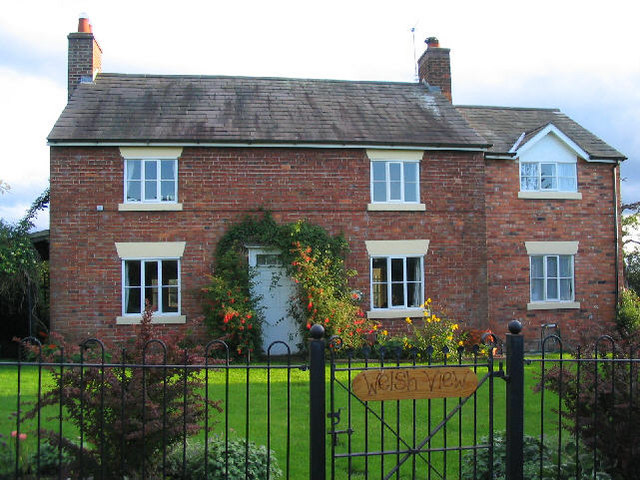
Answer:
616;288;640;339
166;437;281;479
22;304;222;479
540;344;639;480
461;431;612;480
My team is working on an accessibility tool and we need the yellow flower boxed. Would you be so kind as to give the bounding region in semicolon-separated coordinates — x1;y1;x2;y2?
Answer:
405;317;412;324
447;336;453;342
458;340;465;346
382;330;388;336
372;324;378;331
452;323;459;331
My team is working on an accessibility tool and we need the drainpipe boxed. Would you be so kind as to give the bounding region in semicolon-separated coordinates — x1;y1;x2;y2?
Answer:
613;163;620;306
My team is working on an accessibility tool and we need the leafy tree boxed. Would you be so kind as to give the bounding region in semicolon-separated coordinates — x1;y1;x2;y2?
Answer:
0;187;50;345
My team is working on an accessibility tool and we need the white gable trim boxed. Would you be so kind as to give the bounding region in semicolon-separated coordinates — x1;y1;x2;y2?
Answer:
512;124;589;161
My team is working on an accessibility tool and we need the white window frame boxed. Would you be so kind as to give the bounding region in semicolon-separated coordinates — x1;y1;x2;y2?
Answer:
519;161;577;193
525;241;580;310
369;255;424;311
370;160;420;204
124;158;179;204
121;258;181;316
529;254;574;302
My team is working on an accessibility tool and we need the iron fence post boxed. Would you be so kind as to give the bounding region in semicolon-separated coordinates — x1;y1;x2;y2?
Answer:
309;324;326;480
505;320;524;480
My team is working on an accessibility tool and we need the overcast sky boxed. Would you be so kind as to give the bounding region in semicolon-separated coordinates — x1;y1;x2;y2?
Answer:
1;0;638;230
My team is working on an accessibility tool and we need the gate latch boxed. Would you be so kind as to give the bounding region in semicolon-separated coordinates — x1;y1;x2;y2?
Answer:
327;409;353;446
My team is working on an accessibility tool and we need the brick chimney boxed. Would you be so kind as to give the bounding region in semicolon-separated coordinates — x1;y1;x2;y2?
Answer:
67;15;102;99
417;37;452;102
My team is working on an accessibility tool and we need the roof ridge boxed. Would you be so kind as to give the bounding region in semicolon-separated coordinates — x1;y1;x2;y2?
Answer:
455;105;561;112
97;72;422;87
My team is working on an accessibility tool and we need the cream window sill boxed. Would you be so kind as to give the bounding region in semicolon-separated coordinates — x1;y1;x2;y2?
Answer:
527;302;580;311
116;315;186;325
367;203;426;211
518;192;582;200
367;308;424;319
118;203;183;211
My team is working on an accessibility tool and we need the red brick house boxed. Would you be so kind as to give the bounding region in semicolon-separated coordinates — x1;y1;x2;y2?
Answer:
48;19;625;347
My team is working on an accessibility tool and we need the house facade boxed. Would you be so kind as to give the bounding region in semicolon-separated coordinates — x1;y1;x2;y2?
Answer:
48;19;625;347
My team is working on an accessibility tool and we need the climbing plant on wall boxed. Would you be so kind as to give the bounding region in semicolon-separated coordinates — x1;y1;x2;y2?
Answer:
201;213;378;355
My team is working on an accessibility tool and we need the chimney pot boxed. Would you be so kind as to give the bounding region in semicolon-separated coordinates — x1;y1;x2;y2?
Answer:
425;37;440;48
78;16;92;33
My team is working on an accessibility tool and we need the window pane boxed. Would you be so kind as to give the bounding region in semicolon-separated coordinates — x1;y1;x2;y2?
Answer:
127;160;141;180
127;180;141;202
531;279;544;301
540;164;557;190
373;182;386;202
125;287;141;313
373;284;387;308
559;256;572;277
546;256;558;278
391;283;405;307
521;176;537;191
145;287;159;311
391;258;404;282
162;287;179;312
145;180;157;200
558;177;577;191
560;279;573;300
407;283;421;307
145;161;157;180
161;181;175;201
125;261;141;287
404;163;417;183
520;163;538;191
530;257;544;278
557;163;576;177
404;181;417;202
546;278;558;299
389;163;401;182
145;261;159;287
162;260;178;285
406;257;421;282
389;181;402;200
161;160;175;180
372;258;387;282
372;162;386;181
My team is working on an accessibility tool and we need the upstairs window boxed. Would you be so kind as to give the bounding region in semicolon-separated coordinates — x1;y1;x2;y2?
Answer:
371;161;419;203
520;162;577;192
530;254;574;302
125;159;177;203
371;256;423;309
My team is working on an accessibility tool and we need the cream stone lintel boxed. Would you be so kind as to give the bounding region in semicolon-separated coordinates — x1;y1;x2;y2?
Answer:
527;302;581;311
116;315;186;325
367;203;426;211
365;240;430;256
115;241;186;259
118;203;183;211
525;241;579;256
367;308;424;319
119;147;183;159
518;191;582;200
366;149;424;161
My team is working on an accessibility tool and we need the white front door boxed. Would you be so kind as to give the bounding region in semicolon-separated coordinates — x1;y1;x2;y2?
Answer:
248;248;301;354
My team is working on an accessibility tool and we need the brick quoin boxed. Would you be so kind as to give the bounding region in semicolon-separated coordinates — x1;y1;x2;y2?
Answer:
50;146;489;345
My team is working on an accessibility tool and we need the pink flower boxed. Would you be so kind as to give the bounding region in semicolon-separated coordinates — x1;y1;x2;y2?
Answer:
19;433;27;441
11;430;17;438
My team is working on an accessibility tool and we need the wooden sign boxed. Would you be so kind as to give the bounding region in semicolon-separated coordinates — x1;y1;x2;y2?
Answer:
352;367;478;401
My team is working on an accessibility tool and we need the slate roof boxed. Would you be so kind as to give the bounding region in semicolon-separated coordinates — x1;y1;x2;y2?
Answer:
456;106;625;160
48;74;488;148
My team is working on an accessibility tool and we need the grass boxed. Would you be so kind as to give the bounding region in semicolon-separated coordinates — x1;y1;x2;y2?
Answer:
0;356;565;479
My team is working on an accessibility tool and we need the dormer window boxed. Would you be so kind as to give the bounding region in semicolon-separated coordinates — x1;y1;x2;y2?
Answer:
513;125;585;200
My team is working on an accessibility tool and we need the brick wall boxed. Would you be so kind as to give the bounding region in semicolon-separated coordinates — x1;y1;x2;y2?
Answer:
50;146;487;344
485;158;620;346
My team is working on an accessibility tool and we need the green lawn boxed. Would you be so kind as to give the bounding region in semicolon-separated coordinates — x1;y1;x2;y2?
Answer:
0;356;564;479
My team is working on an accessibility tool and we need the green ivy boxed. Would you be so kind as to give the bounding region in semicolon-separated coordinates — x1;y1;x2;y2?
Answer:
202;212;376;355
